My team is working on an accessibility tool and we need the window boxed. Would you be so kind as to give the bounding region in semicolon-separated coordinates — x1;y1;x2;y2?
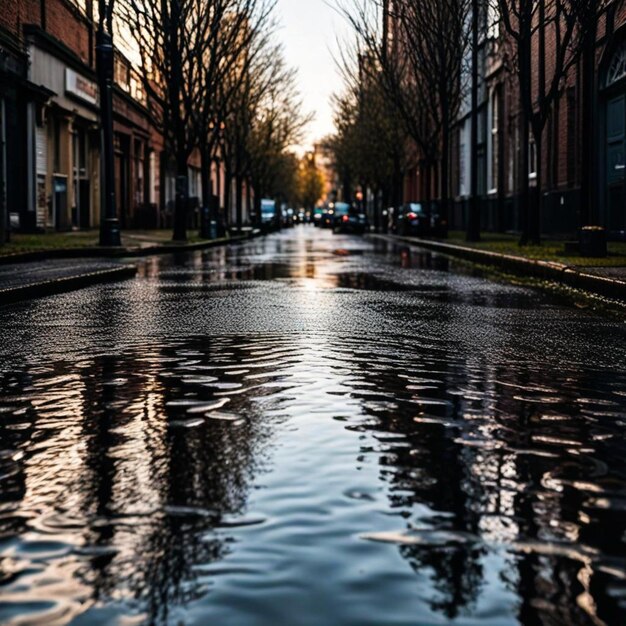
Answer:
606;41;626;87
458;126;467;196
487;3;500;41
134;139;144;205
487;89;500;193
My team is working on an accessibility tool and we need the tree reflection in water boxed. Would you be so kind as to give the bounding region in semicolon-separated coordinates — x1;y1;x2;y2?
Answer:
0;339;273;624
0;327;625;625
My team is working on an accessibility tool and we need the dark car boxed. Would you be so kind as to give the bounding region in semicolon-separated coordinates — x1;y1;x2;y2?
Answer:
313;207;324;226
281;206;295;228
333;203;369;234
320;204;336;229
261;199;278;230
394;202;447;237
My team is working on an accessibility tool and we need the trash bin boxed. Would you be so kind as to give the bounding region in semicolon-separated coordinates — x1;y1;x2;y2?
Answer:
579;226;607;258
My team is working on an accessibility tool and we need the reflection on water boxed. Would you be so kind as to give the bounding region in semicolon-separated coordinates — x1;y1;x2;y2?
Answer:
1;228;626;625
0;331;625;625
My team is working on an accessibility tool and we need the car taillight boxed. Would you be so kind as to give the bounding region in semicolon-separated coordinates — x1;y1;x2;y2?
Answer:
342;215;349;222
407;213;417;220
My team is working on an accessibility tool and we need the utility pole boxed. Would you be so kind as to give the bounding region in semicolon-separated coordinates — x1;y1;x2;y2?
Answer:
467;0;480;241
97;0;121;246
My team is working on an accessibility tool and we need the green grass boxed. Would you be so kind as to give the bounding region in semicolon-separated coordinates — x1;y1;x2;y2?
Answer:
0;229;211;257
444;231;626;267
0;231;100;256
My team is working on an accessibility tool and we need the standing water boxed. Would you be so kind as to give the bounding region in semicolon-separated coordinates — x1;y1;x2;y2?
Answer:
0;227;625;625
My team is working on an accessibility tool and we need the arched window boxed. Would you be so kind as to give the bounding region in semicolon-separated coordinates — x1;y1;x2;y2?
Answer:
606;41;626;87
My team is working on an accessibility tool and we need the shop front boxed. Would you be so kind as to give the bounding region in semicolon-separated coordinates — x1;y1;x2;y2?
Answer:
26;28;100;231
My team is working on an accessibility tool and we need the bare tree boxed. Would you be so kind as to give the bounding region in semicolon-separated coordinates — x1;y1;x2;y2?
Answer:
116;0;272;241
340;0;471;226
327;44;408;228
193;1;276;233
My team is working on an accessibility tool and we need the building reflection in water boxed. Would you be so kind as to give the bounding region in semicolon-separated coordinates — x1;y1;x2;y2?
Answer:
0;338;274;624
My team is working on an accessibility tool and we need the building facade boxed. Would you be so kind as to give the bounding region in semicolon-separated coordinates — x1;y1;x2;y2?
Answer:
0;0;240;239
390;1;626;239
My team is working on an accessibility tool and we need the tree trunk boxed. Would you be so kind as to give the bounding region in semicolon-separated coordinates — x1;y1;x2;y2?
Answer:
518;110;531;245
173;152;188;242
392;158;403;208
246;178;252;225
440;101;450;233
529;127;542;244
424;160;432;216
224;165;232;229
235;173;243;232
200;145;212;238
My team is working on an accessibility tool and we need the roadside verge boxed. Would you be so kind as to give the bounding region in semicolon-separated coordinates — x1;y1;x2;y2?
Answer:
0;232;255;265
371;233;626;302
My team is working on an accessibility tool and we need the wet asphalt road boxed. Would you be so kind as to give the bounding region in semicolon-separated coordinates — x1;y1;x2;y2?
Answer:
1;225;626;626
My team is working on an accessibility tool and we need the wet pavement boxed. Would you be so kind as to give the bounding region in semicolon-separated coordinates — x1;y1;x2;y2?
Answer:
0;225;625;626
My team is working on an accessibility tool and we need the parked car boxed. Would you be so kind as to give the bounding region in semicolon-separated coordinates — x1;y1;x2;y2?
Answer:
313;207;324;226
281;205;295;228
261;199;278;230
394;202;447;237
333;204;369;234
320;204;336;229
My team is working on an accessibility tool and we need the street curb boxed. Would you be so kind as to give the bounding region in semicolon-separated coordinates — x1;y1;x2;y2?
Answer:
0;233;255;265
371;234;626;302
0;264;138;305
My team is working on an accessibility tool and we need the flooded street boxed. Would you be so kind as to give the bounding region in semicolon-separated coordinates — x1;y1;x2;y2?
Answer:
1;226;626;625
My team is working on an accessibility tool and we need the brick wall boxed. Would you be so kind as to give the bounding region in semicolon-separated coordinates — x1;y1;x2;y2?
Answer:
1;0;92;67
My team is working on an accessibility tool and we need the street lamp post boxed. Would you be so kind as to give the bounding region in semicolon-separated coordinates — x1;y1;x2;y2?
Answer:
97;1;121;246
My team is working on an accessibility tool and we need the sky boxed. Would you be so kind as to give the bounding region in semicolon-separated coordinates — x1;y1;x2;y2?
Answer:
276;0;352;149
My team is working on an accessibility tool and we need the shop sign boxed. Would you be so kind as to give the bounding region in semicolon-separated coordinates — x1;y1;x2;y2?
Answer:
65;69;98;106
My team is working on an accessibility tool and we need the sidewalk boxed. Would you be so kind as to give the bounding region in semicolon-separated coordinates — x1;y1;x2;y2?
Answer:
0;229;254;264
0;228;257;304
0;258;137;304
373;231;626;302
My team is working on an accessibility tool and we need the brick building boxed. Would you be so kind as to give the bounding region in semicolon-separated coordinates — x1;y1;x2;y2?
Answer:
0;0;227;237
393;1;626;239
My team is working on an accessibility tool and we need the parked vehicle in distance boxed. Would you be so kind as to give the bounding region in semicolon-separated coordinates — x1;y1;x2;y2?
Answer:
313;207;324;226
394;202;447;237
320;204;336;228
281;205;295;228
261;199;278;230
333;203;369;234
